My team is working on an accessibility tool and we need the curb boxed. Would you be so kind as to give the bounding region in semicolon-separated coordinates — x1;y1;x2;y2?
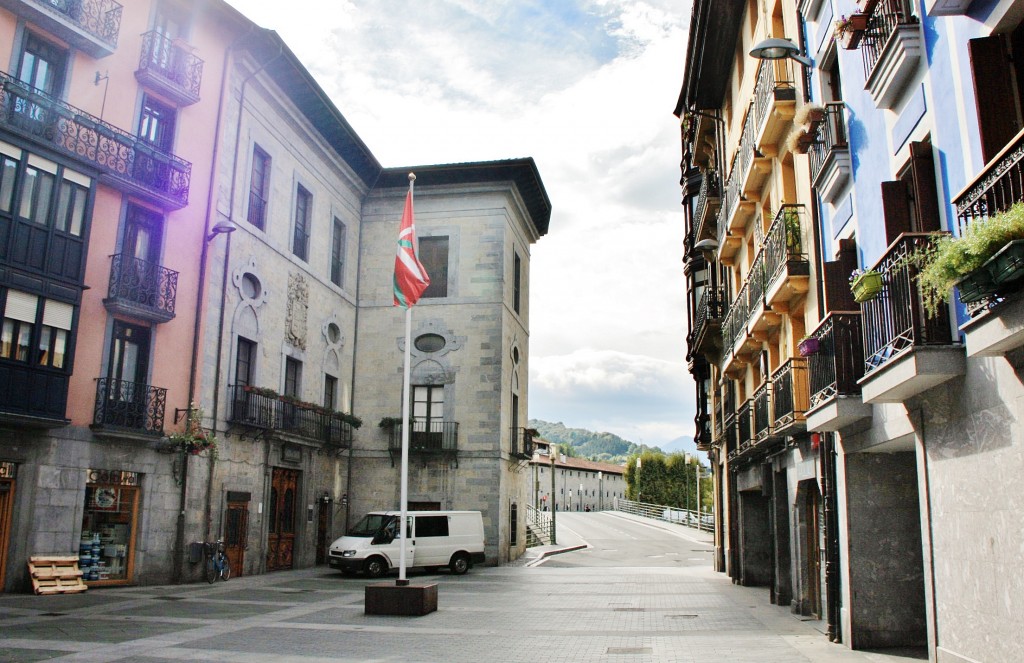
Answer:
524;544;588;567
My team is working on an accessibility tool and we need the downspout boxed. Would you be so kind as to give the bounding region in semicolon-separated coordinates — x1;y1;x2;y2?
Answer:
175;23;257;584
821;432;841;642
206;34;286;560
917;408;940;660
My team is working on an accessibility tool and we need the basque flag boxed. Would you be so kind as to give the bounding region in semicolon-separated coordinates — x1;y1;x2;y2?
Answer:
393;189;430;307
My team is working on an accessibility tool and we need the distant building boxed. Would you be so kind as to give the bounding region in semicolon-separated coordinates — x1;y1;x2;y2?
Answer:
529;439;626;512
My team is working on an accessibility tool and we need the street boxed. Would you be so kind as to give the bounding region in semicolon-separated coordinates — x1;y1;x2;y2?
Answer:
0;512;924;662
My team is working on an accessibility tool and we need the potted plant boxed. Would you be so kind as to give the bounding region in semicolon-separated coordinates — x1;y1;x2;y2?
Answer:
793;103;827;129
785;127;814;155
168;406;218;457
850;268;884;303
910;202;1024;316
798;336;820;356
835;14;869;49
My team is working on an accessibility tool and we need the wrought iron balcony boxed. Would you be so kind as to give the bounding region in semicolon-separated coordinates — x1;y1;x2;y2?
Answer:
809;103;851;202
861;0;922;109
689;285;725;359
861;233;954;375
956;128;1024;233
511;426;537;459
93;377;166;436
0;0;122;57
136;31;204;106
751;381;771;443
722;279;751;356
0;71;192;209
694;170;721;243
388;421;460;465
763;205;810;306
752;57;797;147
104;253;179;323
734;399;752;459
228;385;356;448
771;357;809;433
808;312;865;409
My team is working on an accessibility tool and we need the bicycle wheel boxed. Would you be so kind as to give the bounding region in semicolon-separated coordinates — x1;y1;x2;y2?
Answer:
219;556;231;581
205;555;216;584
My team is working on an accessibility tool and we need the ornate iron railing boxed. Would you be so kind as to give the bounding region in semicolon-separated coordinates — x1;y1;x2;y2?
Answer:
753;57;796;134
32;0;122;47
809;103;848;184
694;170;721;240
771;357;808;430
248;191;267;229
808;312;864;409
955;128;1024;232
0;70;191;208
861;0;917;83
106;253;178;319
511;426;536;458
748;246;767;311
388;421;459;453
717;152;741;250
736;399;752;456
692;285;724;347
763;204;808;290
752;381;771;442
137;31;204;99
228;386;355;447
713;392;725;442
723;280;751;353
93;377;166;435
861;233;953;374
737;103;758;188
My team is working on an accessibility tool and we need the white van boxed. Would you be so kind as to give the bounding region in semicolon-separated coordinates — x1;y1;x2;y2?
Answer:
328;510;485;578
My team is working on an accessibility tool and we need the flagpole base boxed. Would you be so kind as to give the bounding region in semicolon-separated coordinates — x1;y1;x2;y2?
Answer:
365;582;438;616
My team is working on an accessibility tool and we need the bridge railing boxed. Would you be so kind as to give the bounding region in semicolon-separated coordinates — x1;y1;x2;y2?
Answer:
525;504;555;547
615;498;715;533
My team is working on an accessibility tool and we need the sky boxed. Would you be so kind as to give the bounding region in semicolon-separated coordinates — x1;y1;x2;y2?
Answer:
223;0;695;449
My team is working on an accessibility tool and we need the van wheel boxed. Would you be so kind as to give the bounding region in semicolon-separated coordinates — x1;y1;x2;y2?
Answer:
364;556;388;578
449;552;470;575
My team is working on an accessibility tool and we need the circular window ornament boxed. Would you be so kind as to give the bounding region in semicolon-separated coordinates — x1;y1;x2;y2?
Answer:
241;273;261;299
327;323;341;344
414;333;446;353
512;347;520;364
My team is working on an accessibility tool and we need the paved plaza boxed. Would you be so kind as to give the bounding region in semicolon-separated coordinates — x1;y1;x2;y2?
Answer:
0;514;925;662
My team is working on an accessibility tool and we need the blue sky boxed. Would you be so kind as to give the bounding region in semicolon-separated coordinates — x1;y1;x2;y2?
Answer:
224;0;693;448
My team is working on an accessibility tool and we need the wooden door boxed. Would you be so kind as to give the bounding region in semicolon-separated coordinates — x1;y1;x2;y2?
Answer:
315;500;330;565
224;499;248;578
805;488;822;618
0;470;14;591
267;468;299;571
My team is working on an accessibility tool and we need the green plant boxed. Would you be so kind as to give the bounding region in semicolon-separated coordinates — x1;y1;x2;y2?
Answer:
910;203;1024;317
379;416;405;429
169;405;217;458
784;207;802;252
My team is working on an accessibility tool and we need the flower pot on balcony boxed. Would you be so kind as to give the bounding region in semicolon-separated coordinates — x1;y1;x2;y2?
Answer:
836;13;869;49
955;268;998;304
858;0;879;15
798;337;820;356
982;238;1024;286
851;270;884;303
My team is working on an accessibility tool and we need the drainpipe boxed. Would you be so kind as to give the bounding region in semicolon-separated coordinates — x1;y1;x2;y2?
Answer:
821;431;841;642
174;23;257;584
916;408;939;660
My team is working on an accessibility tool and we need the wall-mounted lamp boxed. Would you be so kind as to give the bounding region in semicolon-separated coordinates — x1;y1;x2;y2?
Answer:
749;37;812;67
206;219;237;242
693;238;719;256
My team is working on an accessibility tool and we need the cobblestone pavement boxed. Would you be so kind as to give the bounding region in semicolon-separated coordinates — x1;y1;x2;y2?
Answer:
0;517;924;662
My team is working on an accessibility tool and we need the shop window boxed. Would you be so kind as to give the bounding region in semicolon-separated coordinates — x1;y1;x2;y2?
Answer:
80;469;140;584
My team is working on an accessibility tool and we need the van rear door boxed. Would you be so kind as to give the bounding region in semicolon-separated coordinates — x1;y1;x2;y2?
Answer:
412;514;451;566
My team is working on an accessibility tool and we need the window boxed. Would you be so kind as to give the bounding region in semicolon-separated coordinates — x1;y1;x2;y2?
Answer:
419;236;449;298
1;290;36;362
513;251;521;313
138;96;176;152
0;153;18;214
413;385;443;425
284;357;302;398
19;33;65;96
330;217;346;287
248;146;270;230
38;299;72;369
324;374;337;410
415;516;449;538
509;504;518;546
292;185;311;260
1;290;72;369
235;337;255;386
53;179;87;236
18;164;54;225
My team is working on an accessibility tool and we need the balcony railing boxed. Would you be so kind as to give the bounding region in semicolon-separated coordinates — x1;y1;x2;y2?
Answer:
955;128;1024;233
808;312;865;409
105;253;179;323
713;394;725;442
3;0;123;54
735;399;752;458
228;385;355;448
136;31;204;105
93;377;166;436
861;233;953;374
723;280;751;354
694;170;721;241
809;103;849;184
752;57;797;137
771;357;809;431
690;285;724;355
388;421;459;455
737;103;758;189
763;204;809;292
248;191;267;230
511;426;536;458
0;71;191;209
861;0;916;82
752;381;771;442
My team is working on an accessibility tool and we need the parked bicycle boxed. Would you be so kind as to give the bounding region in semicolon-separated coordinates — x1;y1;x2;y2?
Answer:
205;539;231;583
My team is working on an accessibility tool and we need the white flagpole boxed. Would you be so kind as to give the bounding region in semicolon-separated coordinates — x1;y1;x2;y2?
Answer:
397;173;415;585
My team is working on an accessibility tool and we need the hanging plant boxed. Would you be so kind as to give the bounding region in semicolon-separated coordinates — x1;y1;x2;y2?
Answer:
169;405;218;458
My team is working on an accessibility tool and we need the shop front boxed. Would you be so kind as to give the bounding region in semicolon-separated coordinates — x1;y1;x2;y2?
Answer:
0;461;15;591
80;469;140;585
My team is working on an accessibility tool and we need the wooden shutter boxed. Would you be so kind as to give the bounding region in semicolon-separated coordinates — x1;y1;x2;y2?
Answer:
824;239;859;312
909;142;941;233
969;35;1021;164
881;180;912;245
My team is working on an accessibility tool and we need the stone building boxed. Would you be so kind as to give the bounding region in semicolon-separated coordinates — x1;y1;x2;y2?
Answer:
677;0;1024;661
529;440;626;513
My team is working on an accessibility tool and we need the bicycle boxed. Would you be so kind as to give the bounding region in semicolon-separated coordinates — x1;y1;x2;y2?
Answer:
204;539;231;583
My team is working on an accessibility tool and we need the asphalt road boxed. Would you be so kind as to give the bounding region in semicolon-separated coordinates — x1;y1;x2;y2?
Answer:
537;512;715;569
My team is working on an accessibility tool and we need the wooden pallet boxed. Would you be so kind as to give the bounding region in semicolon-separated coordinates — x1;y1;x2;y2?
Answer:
28;555;88;595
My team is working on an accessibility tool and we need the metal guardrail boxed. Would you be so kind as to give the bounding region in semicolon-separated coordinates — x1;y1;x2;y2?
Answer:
525;504;555;547
615;498;714;533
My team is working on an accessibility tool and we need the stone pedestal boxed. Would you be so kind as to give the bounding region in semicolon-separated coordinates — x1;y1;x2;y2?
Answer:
365;582;438;616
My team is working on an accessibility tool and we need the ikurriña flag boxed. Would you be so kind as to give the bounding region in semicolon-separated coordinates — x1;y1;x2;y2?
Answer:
393;189;430;307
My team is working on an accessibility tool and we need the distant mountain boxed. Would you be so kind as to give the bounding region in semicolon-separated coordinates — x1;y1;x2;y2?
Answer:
661;435;708;464
528;420;664;463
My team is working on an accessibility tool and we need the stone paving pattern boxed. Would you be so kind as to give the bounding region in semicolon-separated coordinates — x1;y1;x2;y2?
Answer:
0;558;925;663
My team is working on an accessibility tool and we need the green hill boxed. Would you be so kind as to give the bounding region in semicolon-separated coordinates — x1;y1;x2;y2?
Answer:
527;419;664;463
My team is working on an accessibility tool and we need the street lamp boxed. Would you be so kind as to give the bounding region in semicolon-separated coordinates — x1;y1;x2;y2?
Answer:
598;472;603;511
749;37;812;67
